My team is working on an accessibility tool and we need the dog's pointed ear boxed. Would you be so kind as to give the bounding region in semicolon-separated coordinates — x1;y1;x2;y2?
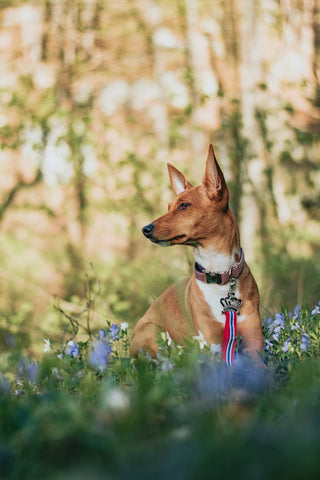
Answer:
202;144;229;203
167;163;193;196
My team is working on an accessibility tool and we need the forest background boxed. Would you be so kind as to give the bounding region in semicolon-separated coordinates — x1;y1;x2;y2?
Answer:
0;0;320;353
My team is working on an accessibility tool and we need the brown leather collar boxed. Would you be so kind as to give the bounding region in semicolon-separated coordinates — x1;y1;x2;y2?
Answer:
194;248;245;285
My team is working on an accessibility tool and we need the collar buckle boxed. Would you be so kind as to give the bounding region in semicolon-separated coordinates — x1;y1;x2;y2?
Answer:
205;272;222;284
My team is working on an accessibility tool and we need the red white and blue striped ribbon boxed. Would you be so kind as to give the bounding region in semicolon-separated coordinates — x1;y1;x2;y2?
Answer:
222;310;237;366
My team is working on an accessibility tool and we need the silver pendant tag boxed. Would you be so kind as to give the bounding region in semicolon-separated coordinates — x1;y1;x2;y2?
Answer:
220;279;242;314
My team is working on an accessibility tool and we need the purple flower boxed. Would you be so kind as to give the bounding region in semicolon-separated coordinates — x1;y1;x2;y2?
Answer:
293;305;301;319
89;339;112;371
196;362;230;401
109;324;119;341
196;355;268;406
281;339;290;353
272;332;280;342
274;313;285;325
99;328;107;340
66;340;80;358
300;333;310;352
17;359;38;384
312;304;320;316
269;313;285;334
264;339;273;351
232;354;269;394
265;316;273;326
156;354;174;373
28;362;39;384
291;322;299;331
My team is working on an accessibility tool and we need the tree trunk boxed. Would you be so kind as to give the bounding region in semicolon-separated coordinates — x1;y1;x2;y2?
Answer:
238;0;264;263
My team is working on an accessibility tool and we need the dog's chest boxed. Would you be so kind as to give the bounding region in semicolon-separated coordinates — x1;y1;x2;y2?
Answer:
195;280;246;324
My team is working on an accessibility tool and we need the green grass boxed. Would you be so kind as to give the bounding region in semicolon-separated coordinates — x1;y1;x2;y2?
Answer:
1;304;320;479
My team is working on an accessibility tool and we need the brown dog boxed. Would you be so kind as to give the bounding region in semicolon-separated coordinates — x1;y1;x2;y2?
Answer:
130;145;263;361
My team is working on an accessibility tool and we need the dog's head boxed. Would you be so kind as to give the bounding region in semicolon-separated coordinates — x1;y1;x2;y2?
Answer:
142;144;233;248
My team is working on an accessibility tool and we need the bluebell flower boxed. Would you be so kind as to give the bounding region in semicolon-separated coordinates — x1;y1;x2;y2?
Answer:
293;305;301;319
268;322;274;333
272;332;280;342
27;362;39;384
145;352;153;363
265;316;273;326
196;361;230;401
66;340;80;358
99;328;106;340
264;339;273;351
291;322;299;331
156;354;174;373
109;323;119;341
268;313;285;334
196;355;268;407
17;358;38;384
300;333;310;352
311;303;320;316
274;312;285;325
281;339;290;353
232;354;268;394
89;339;112;371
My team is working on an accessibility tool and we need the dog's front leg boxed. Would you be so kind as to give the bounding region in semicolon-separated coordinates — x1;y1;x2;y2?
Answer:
238;313;264;362
130;320;161;357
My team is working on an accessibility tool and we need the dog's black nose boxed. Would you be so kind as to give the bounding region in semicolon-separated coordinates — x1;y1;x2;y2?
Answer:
142;223;154;238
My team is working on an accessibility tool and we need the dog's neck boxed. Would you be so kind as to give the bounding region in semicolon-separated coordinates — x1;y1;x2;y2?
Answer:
194;244;240;273
193;207;241;273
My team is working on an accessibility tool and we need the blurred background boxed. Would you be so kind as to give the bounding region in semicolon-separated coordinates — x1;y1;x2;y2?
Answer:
0;0;319;353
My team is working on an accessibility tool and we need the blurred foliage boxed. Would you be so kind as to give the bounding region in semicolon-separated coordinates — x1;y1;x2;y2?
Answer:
1;303;320;478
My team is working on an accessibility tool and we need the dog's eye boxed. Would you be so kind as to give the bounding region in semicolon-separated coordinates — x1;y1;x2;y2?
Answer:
178;203;190;210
